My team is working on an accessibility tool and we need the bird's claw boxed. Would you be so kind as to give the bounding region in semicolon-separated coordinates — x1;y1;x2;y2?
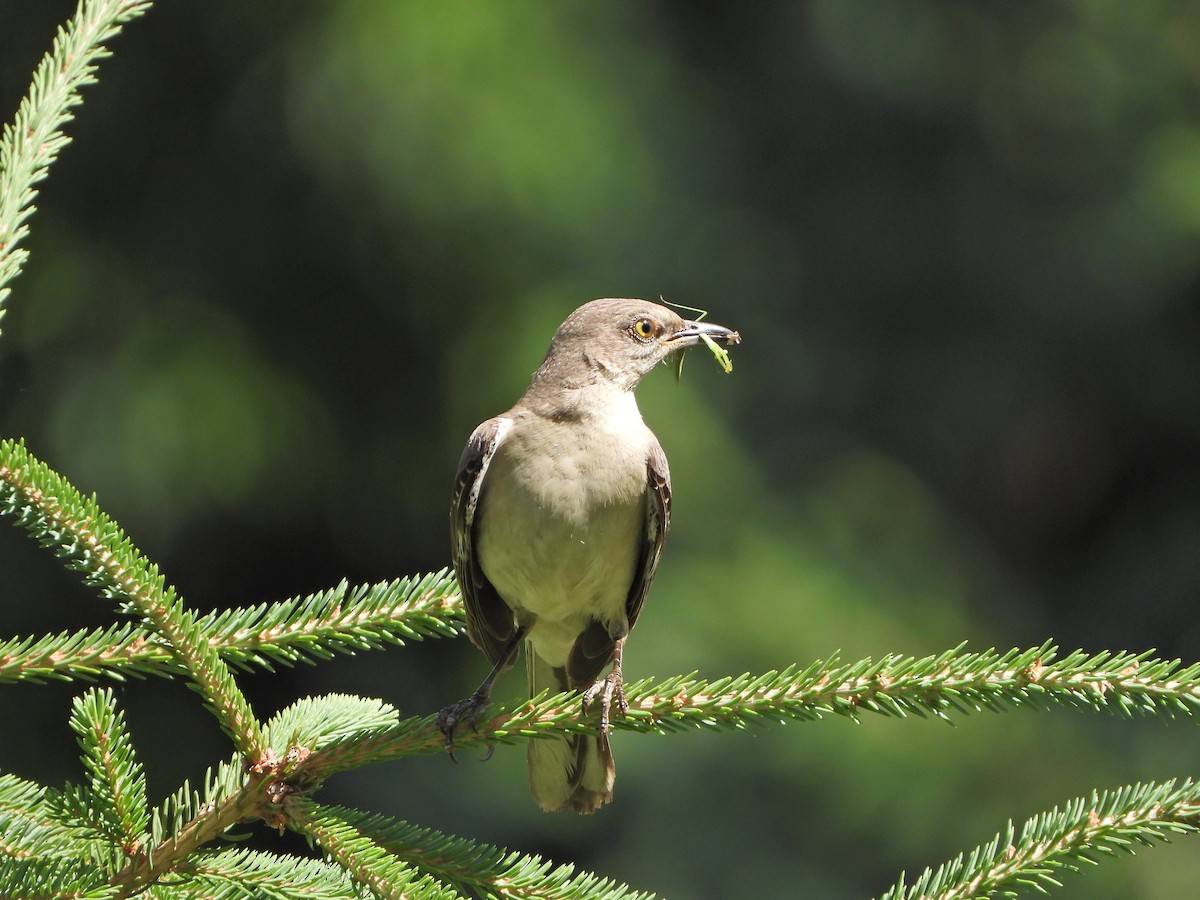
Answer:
581;670;626;735
436;691;493;763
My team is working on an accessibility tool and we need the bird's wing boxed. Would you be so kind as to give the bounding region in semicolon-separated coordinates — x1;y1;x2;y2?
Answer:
626;437;672;630
451;416;518;665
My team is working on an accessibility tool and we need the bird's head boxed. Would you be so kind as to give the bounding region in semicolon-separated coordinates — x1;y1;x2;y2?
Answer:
538;298;739;391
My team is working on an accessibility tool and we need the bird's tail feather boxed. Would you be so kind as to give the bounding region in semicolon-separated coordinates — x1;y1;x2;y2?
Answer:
526;644;615;814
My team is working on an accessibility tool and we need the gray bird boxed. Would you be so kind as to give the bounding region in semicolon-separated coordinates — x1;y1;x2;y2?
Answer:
439;298;739;813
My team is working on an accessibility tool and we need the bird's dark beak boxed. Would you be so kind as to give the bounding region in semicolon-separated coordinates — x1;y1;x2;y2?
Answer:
661;320;741;349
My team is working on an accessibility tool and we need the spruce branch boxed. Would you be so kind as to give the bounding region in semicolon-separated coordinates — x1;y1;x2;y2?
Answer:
0;857;117;900
0;774;106;862
0;623;163;684
0;775;117;897
285;799;459;900
182;847;364;899
111;760;269;897
314;806;659;900
0;438;268;761
202;570;462;673
65;687;148;855
113;697;397;894
146;757;249;848
297;643;1200;778
878;778;1200;899
264;695;401;756
0;0;152;333
12;640;1200;898
0;571;463;685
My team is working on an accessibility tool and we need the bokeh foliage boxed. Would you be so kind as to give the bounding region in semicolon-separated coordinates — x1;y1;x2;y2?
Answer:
2;2;1200;897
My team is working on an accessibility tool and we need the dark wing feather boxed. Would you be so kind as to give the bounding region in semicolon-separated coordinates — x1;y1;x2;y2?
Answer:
626;438;672;630
566;438;672;688
451;416;517;665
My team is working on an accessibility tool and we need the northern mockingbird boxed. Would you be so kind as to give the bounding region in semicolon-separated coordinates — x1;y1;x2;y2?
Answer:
438;298;739;813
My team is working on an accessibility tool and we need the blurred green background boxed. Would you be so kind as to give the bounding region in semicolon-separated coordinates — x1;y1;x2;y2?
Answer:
3;2;1200;897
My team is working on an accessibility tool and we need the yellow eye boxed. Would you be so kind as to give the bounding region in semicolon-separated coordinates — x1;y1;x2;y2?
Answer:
630;317;659;342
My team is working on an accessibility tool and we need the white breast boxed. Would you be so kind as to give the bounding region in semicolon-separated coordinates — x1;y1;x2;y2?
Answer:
475;399;651;667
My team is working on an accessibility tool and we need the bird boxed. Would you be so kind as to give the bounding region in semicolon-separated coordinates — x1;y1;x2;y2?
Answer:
438;298;739;813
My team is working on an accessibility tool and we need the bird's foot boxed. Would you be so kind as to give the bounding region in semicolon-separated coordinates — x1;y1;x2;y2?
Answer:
436;689;493;762
581;668;627;735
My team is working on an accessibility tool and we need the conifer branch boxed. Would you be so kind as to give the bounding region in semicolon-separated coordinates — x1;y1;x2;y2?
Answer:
878;778;1200;899
0;438;268;761
183;848;362;898
0;774;103;862
0;857;115;900
109;763;269;896
316;806;659;900
111;696;399;894
285;799;458;900
299;643;1200;777
66;688;148;855
0;623;162;684
202;571;462;672
0;572;463;684
0;0;152;332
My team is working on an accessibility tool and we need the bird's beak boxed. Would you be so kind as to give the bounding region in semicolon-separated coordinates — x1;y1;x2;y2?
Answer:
660;320;741;349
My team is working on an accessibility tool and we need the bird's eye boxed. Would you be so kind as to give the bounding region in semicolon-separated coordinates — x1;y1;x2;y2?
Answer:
630;318;659;342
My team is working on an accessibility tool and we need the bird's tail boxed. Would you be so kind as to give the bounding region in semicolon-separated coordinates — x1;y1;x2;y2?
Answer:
526;645;615;814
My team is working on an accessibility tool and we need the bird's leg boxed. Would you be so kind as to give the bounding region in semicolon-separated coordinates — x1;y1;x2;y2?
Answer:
437;626;526;761
581;635;628;735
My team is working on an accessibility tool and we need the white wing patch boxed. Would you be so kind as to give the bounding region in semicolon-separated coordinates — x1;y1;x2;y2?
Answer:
465;416;512;532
